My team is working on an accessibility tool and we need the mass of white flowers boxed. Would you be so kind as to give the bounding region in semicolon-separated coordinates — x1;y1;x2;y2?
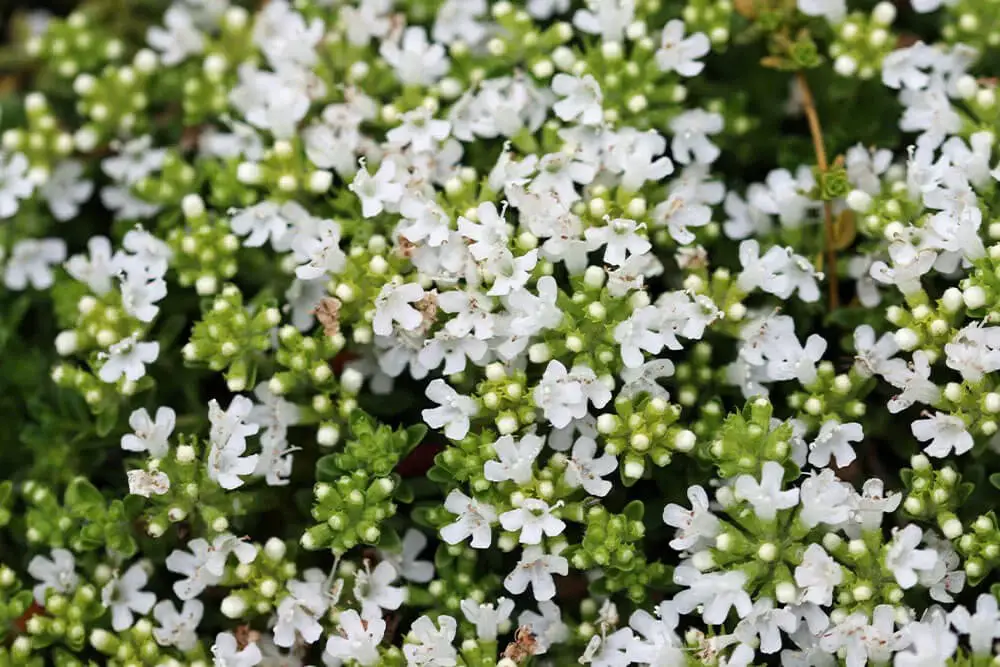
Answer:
2;0;1000;665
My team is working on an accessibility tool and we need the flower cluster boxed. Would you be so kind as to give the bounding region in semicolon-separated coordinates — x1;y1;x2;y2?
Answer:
2;0;1000;665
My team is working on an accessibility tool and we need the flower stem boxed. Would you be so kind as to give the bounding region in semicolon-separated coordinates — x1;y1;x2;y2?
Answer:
795;70;839;310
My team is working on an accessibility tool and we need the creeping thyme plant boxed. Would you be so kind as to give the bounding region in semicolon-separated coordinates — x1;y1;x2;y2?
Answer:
7;0;1000;664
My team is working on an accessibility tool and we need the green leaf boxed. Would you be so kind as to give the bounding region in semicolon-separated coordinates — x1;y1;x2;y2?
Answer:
623;500;645;522
315;454;341;482
988;472;1000;491
376;527;402;552
65;478;105;518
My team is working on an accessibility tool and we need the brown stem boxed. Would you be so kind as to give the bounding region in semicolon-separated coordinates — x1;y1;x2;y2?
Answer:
795;70;839;310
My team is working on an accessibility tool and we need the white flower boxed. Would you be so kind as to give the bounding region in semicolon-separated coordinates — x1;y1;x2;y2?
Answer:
275;569;330;647
461;597;515;640
101;563;156;631
379;26;449;86
794;544;843;606
733;461;799;521
799;469;853;528
894;609;957;667
808;420;863;468
209;395;260;452
387;107;451;153
126;469;170;498
0;153;35;220
99;336;160;384
734;598;798;654
736;240;792;297
504;546;569;601
404;614;459;666
655;20;710;76
377;528;434;584
121;406;176;458
3;238;66;290
421;379;478;441
573;0;636;42
949;593;1000;655
564;436;618;497
626;601;684;665
353;560;405;619
0;152;33;218
885;524;938;589
850;478;902;531
166;538;222;599
440;489;497;548
228;64;312;139
147;5;205;65
65;236;119;295
669;109;724;165
500;498;566;544
673;565;752;624
349;159;404;218
230;201;293;249
292;218;347;280
373;281;425;335
152;599;203;651
41;160;93;221
212;631;263;667
519;601;570;654
27;548;78;604
584;217;650;267
534;361;612;429
325;609;385;666
911;412;973;457
551;73;603;125
797;0;847;23
853;324;898;377
207;396;261;490
662;485;720;552
484;432;545;484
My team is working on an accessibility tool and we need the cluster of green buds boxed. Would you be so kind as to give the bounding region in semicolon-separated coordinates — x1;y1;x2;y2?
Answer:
470;364;531;437
954;513;1000;584
822;530;906;613
134;434;248;539
182;284;280;392
535;274;635;378
220;538;297;620
165;196;239;295
234;138;334;199
786;360;869;429
22;478;139;558
900;455;970;537
132;152;199;209
958;248;1000;324
407;545;501;616
698;397;794;478
25;11;124;81
72;50;159;144
934;380;1000;440
827;3;898;79
330;236;413;336
304;413;423;554
682;0;734;47
595;394;689;481
448;3;572;89
672;341;717;409
565;503;667;601
271;324;345;396
26;585;104;658
941;0;1000;50
180;8;254;124
0;566;43;667
883;288;967;362
1;94;74;179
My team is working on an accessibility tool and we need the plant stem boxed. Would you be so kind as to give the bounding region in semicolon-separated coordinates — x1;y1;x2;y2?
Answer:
795;70;839;310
